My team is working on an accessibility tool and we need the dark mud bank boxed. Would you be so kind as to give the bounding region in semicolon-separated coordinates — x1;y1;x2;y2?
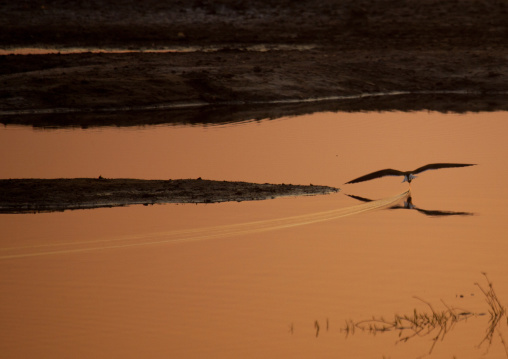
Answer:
1;0;508;120
0;178;340;213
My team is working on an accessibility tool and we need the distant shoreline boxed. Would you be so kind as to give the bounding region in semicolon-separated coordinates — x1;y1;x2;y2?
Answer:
1;0;508;121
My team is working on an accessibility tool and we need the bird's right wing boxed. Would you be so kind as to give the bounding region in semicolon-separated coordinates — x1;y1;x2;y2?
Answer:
345;169;404;184
413;163;476;174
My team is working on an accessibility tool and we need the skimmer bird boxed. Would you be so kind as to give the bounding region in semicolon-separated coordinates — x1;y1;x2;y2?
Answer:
345;163;476;185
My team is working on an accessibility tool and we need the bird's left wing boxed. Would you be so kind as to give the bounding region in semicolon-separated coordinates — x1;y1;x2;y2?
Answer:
345;169;404;184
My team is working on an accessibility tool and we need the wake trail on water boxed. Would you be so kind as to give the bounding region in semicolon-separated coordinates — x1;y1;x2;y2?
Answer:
0;191;408;259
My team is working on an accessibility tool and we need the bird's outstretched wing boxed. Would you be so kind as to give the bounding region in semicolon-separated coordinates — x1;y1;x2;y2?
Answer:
345;169;405;184
412;163;476;174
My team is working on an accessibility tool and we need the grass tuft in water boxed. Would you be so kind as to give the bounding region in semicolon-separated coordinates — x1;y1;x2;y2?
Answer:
341;273;507;356
475;272;507;355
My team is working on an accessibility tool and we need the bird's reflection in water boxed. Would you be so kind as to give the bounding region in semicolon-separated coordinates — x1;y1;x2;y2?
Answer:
345;192;473;217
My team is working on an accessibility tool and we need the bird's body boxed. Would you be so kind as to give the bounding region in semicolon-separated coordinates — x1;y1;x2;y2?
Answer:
345;163;476;184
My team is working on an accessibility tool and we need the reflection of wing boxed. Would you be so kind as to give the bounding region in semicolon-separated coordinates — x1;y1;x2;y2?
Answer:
345;193;404;209
345;194;372;202
345;169;404;184
414;208;474;217
412;163;476;175
345;193;474;216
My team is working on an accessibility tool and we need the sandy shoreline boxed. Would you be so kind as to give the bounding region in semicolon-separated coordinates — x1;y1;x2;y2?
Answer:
0;178;339;213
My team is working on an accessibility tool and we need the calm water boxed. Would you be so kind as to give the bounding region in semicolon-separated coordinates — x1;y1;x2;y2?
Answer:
1;111;508;358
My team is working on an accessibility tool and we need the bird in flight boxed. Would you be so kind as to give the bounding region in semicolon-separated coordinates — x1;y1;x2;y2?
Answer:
345;163;476;184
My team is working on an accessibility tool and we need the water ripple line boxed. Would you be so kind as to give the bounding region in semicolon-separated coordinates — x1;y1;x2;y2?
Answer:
2;91;506;116
0;191;408;259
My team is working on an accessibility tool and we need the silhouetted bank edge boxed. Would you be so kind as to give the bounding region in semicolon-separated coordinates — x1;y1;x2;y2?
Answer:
2;93;508;129
0;178;340;213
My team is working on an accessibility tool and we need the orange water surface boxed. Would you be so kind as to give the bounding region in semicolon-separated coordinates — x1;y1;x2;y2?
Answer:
1;111;508;358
